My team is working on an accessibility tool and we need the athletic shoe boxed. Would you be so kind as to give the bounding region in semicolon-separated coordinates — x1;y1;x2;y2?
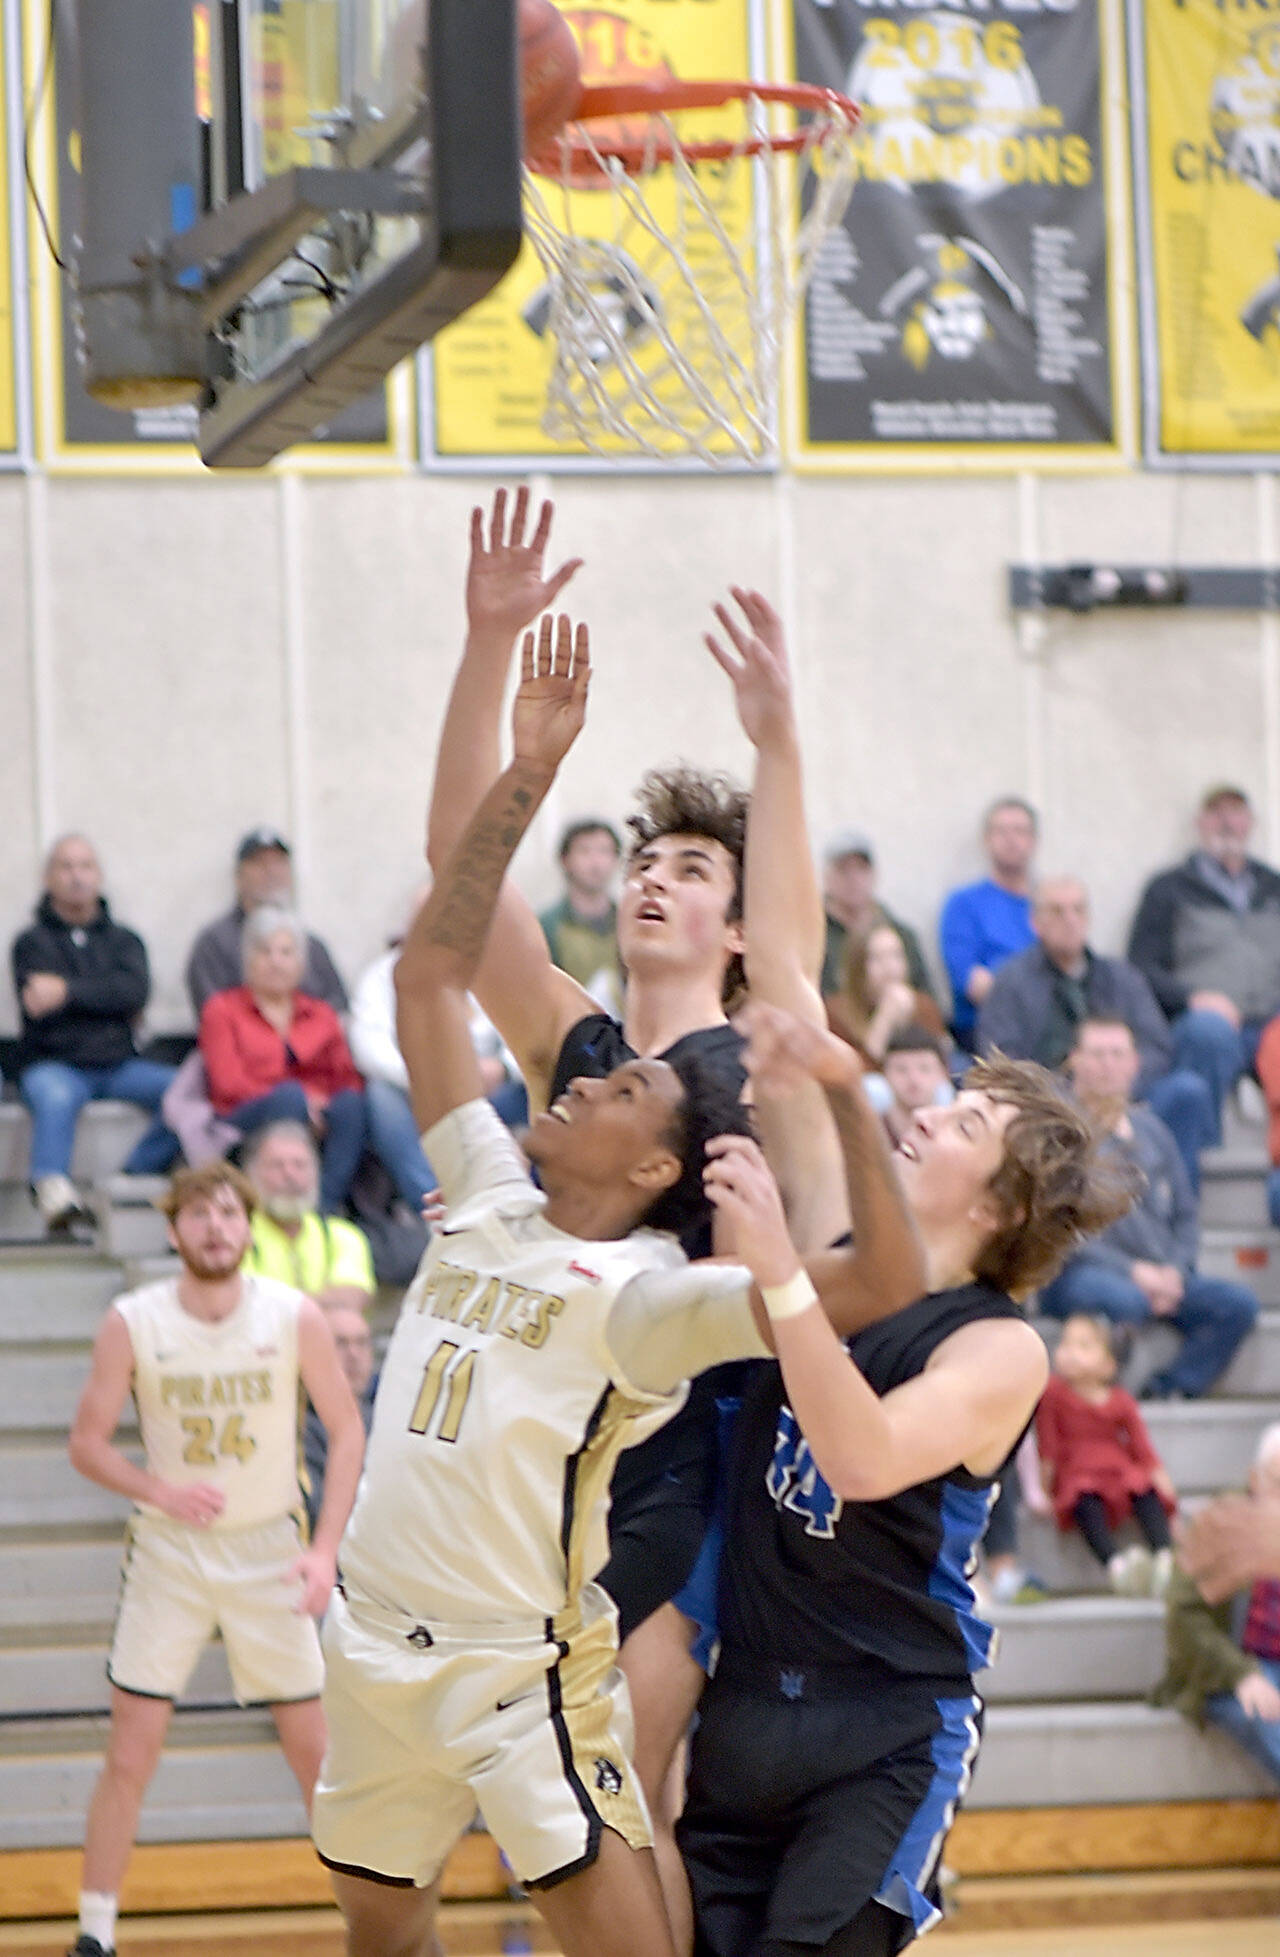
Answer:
1149;1546;1175;1597
66;1937;114;1957
1108;1545;1154;1596
33;1174;94;1234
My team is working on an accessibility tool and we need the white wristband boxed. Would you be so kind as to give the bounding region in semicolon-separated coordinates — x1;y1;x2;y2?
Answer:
760;1270;818;1323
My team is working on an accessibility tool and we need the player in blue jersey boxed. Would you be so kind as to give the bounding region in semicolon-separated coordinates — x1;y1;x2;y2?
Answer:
683;1007;1131;1957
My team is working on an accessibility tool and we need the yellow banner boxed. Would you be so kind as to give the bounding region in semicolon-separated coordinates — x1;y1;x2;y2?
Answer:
1141;0;1280;456
429;0;756;462
0;6;19;454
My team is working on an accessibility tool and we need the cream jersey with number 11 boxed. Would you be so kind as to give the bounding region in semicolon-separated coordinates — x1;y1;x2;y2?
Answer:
338;1099;690;1630
114;1275;304;1531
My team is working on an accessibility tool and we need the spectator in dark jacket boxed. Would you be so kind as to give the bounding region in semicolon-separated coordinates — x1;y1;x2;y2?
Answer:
186;827;348;1018
1038;1016;1256;1400
978;874;1214;1187
303;1304;378;1532
1127;785;1280;1142
11;835;179;1231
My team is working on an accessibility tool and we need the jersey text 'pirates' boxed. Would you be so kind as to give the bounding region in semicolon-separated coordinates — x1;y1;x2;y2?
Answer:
338;1099;688;1629
721;1282;1025;1683
115;1275;304;1531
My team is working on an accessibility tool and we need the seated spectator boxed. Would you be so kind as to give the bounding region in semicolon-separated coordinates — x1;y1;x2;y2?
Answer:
242;1120;375;1313
980;1433;1050;1607
828;921;948;1067
11;834;179;1232
303;1305;379;1532
1128;784;1280;1142
1153;1422;1280;1787
1040;1016;1257;1400
1251;1016;1280;1229
186;827;347;1017
819;829;935;1007
877;1025;955;1147
1036;1313;1177;1595
199;907;366;1213
939;795;1038;1049
538;817;623;1014
348;922;528;1214
978;873;1214;1188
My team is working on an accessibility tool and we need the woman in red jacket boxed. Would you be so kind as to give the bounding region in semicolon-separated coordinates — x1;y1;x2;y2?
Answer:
199;907;367;1211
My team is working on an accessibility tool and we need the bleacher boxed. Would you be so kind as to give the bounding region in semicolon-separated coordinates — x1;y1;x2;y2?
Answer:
1;1097;1278;1927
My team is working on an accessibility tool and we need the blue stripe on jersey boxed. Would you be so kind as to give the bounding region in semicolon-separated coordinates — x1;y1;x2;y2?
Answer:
926;1480;999;1675
875;1692;983;1937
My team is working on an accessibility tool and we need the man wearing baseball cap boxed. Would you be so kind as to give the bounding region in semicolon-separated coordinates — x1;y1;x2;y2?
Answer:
185;829;348;1018
820;828;935;1003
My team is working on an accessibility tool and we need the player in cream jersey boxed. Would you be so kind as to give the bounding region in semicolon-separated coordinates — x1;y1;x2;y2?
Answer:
64;1162;364;1957
115;1269;304;1532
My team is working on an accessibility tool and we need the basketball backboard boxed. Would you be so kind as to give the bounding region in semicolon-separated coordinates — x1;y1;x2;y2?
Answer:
67;0;522;468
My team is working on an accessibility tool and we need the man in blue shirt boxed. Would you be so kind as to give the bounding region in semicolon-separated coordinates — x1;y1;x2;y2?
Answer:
939;796;1038;1048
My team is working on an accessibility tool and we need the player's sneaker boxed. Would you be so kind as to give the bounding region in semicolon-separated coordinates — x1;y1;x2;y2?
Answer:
66;1936;115;1957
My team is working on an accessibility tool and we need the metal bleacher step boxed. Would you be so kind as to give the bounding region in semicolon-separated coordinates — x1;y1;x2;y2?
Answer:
1200;1142;1269;1230
1113;1398;1274;1491
0;1099;149;1190
0;1250;124;1341
967;1699;1276;1807
0;1709;306;1850
0;1635;233;1719
0;1440;135;1530
89;1173;173;1261
1200;1226;1280;1305
0;1537;126;1634
980;1596;1165;1703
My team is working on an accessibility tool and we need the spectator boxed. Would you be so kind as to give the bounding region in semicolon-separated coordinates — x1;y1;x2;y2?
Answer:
1039;1016;1257;1400
11;834;179;1233
1127;785;1280;1141
1154;1423;1280;1787
303;1304;378;1533
1036;1312;1177;1595
939;796;1039;1049
1250;1016;1280;1228
186;828;347;1018
198;906;367;1213
819;829;934;1003
348;920;528;1214
879;1025;955;1147
538;817;624;1014
1182;1488;1280;1602
978;874;1215;1188
242;1121;375;1314
828;922;949;1067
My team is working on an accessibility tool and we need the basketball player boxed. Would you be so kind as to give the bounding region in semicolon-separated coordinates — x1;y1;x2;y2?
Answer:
65;1161;364;1957
313;618;923;1957
428;491;848;1941
679;1006;1132;1957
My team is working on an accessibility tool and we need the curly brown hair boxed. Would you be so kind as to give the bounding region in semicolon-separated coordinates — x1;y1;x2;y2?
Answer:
626;766;750;1005
966;1053;1138;1299
160;1160;256;1223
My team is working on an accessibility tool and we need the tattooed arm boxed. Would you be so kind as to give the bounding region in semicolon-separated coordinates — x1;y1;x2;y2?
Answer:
397;617;591;1136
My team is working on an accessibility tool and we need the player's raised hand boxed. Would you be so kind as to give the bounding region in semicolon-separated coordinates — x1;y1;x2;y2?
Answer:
466;486;583;641
736;1000;863;1097
704;587;794;750
512;613;590;774
703;1133;797;1288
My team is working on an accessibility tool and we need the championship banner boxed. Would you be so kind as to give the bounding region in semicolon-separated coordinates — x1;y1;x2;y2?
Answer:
424;0;757;467
23;0;410;473
1131;0;1280;461
787;0;1121;467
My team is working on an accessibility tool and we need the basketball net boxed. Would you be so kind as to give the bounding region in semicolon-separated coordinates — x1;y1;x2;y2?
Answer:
522;87;859;465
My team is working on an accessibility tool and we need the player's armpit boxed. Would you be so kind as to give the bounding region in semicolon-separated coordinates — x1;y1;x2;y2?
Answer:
605;1264;768;1397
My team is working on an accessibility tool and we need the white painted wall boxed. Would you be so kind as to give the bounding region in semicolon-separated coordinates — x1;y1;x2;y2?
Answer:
1;464;1272;1035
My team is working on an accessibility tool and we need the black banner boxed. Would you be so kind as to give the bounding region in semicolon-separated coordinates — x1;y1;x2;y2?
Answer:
792;0;1117;457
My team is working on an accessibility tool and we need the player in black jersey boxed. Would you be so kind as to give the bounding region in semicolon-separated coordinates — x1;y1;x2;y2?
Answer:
427;491;852;1948
685;1007;1131;1957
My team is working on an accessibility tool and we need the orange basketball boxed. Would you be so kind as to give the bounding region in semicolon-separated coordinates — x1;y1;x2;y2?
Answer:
520;0;583;162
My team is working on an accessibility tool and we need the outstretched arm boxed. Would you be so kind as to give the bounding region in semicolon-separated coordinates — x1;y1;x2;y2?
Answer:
426;489;596;1103
399;616;591;1137
704;1125;1045;1501
706;592;847;1251
735;1002;926;1331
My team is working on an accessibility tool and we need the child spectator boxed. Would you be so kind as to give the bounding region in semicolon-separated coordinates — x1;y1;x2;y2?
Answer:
1035;1313;1178;1596
878;1025;955;1146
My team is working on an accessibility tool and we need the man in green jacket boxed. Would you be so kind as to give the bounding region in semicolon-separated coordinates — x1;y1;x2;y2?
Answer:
1154;1423;1280;1784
